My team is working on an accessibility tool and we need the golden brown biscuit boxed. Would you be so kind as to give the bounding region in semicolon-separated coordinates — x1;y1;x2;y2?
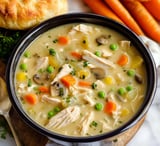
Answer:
0;0;68;30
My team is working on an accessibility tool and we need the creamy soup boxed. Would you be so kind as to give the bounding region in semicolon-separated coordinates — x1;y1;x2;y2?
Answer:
15;23;147;136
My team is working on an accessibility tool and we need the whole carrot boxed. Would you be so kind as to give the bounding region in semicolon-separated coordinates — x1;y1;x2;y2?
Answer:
83;0;123;24
142;0;160;20
104;0;144;35
122;0;160;43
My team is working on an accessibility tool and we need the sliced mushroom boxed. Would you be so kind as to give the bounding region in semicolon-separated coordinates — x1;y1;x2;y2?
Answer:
33;73;50;85
135;74;143;84
96;35;109;45
82;50;115;69
91;67;106;79
50;81;68;97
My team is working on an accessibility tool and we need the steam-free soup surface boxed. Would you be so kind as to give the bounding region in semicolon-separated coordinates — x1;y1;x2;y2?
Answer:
15;23;146;136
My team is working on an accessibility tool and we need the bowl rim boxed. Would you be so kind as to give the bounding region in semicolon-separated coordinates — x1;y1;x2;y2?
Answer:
6;13;157;142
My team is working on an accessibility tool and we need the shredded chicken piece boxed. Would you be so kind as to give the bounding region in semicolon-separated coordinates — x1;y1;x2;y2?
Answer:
45;106;80;129
69;24;93;35
82;50;115;69
41;95;61;104
51;64;73;84
78;112;94;136
119;40;131;49
35;57;48;72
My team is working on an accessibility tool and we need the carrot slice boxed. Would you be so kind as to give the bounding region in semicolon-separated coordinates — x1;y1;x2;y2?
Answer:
142;0;160;20
24;93;38;105
122;0;160;43
71;52;82;59
61;74;76;87
104;0;144;35
39;86;49;93
117;54;128;66
104;101;117;115
78;81;91;87
58;36;68;45
83;0;123;23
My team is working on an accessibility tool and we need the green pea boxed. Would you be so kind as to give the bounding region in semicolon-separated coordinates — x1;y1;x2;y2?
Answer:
20;63;27;71
24;51;31;58
94;51;101;57
46;65;54;73
98;91;106;98
49;48;56;56
110;44;118;51
118;87;126;95
54;107;61;113
48;111;54;118
95;103;103;111
127;69;135;77
126;85;133;91
27;79;32;87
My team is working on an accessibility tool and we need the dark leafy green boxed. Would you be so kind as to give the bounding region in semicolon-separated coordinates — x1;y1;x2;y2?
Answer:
0;28;23;61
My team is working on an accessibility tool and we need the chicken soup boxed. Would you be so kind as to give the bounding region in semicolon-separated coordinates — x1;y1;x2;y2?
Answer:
15;23;147;136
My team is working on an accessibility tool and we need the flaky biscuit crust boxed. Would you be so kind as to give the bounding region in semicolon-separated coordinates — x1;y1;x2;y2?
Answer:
0;0;68;30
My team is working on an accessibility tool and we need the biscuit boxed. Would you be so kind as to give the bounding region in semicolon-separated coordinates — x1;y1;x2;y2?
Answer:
0;0;68;30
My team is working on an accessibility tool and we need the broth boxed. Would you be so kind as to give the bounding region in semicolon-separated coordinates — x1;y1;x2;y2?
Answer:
15;23;147;136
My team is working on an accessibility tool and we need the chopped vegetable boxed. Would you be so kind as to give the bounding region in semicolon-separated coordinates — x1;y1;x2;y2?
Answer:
90;121;98;127
104;101;117;114
24;93;38;105
117;54;128;66
83;0;123;24
83;61;89;67
103;76;114;85
16;72;27;82
118;87;126;95
61;74;76;87
48;106;61;119
38;86;49;93
109;43;118;51
127;69;135;77
104;0;144;35
94;51;101;57
78;70;90;79
28;79;32;87
58;36;68;45
24;51;31;58
46;65;54;73
91;82;97;89
49;48;56;56
78;81;91;87
19;63;27;71
95;103;104;111
126;85;133;91
98;91;106;99
71;52;82;60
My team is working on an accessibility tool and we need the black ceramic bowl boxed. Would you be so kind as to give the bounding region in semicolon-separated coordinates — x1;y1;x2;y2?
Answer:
6;13;157;144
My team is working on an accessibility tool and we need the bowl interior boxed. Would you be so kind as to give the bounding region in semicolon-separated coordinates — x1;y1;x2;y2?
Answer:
6;13;157;142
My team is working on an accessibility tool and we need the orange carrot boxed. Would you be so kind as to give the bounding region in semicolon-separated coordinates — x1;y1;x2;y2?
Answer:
61;74;76;87
104;101;117;115
117;54;128;66
24;93;38;105
71;52;82;59
39;86;49;93
78;81;91;87
58;36;68;45
122;0;160;43
142;0;160;20
104;0;144;35
83;0;123;23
